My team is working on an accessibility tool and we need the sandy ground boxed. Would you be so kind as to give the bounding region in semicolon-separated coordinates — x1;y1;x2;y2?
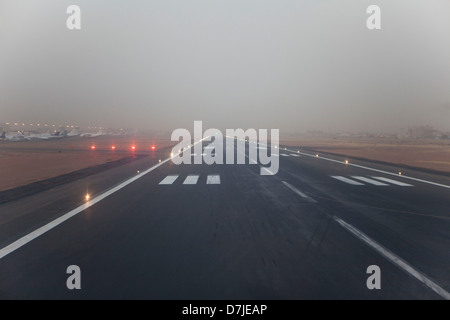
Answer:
281;138;450;173
0;136;174;191
2;136;449;192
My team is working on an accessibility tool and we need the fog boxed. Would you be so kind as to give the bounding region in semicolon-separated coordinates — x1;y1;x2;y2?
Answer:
1;0;449;134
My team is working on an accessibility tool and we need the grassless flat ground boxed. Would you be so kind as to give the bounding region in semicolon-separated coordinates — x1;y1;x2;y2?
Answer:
281;138;450;173
1;136;449;192
0;136;174;191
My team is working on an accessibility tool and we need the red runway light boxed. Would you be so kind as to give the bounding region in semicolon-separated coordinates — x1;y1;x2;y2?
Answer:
131;146;136;150
151;145;156;150
111;146;116;150
91;145;96;150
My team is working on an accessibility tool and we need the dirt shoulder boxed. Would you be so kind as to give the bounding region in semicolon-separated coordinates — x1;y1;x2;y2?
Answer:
0;136;174;192
281;138;450;174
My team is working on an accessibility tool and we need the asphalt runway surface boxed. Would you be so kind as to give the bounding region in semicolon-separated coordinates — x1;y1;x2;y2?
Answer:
0;139;449;299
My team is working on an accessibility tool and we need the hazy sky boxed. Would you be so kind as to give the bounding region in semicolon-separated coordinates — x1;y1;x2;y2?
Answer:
1;0;449;133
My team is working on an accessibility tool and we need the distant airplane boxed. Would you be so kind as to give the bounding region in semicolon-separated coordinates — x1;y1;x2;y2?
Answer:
81;130;106;138
5;130;25;141
25;131;63;140
67;128;80;137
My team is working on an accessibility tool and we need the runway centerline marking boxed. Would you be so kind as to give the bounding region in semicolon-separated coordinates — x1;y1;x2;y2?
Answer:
334;216;450;300
282;181;317;203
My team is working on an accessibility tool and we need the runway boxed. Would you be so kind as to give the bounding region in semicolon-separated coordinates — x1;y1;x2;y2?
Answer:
0;139;449;299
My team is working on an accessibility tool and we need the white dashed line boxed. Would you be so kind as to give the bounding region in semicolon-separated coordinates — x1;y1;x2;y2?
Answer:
351;176;389;186
334;216;450;300
284;148;450;190
159;175;179;185
183;175;199;185
206;175;221;184
331;176;364;185
282;181;317;203
372;177;413;187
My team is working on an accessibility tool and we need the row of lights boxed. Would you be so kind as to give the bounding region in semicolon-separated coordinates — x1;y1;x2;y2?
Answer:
4;122;78;128
2;122;117;130
288;148;404;176
90;145;156;151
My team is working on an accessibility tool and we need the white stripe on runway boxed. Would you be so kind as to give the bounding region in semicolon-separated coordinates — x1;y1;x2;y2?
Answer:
261;167;276;175
351;176;389;186
283;147;450;190
334;216;450;300
282;181;317;203
331;176;364;185
183;175;199;185
372;177;413;187
280;154;289;157
0;138;210;260
206;175;221;184
159;175;179;185
290;154;300;157
0;155;177;260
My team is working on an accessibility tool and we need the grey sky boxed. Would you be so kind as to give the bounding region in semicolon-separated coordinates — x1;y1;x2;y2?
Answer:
1;0;449;133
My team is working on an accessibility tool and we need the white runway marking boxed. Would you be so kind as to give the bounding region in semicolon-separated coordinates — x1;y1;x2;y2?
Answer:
284;148;450;190
159;175;179;185
282;181;317;202
280;154;289;157
183;175;199;185
351;176;389;186
334;216;450;300
0;138;212;260
290;154;300;157
0;155;178;260
261;167;276;175
372;177;413;187
331;176;364;185
206;175;221;184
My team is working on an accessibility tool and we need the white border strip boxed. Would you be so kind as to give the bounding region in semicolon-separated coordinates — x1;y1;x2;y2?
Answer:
334;216;450;300
0;139;209;260
284;148;450;190
0;157;174;260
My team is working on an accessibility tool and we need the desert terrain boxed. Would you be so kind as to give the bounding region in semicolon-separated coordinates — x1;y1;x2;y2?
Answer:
282;137;450;174
0;136;174;191
2;135;450;193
